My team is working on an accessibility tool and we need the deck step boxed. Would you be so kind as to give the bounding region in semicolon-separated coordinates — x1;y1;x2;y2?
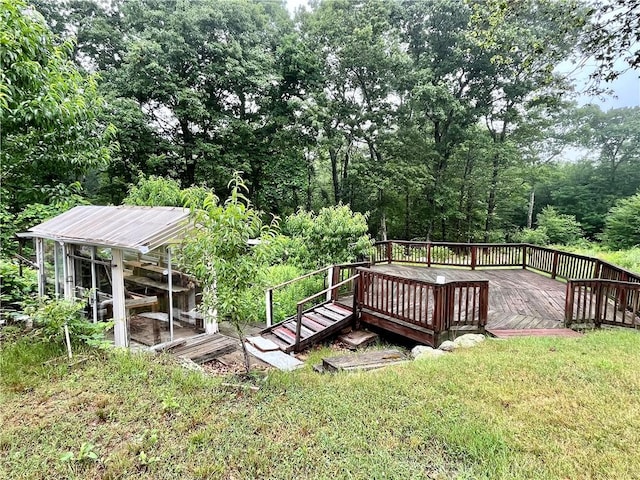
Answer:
283;321;314;339
272;326;296;344
305;312;336;327
324;303;353;316
245;343;304;371
301;316;326;332
315;306;349;322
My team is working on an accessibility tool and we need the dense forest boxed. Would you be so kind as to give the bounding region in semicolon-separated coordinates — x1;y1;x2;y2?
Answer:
2;0;639;255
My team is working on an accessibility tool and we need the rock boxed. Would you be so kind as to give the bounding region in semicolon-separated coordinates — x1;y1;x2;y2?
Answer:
415;348;446;360
438;340;455;352
411;345;433;358
453;334;486;348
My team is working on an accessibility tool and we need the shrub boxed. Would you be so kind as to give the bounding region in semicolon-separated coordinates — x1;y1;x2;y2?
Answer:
603;193;640;250
536;206;583;245
514;227;550;245
0;260;38;310
24;297;111;348
282;204;373;269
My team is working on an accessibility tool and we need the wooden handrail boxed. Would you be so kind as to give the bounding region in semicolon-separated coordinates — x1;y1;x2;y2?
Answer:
266;265;330;292
294;274;360;349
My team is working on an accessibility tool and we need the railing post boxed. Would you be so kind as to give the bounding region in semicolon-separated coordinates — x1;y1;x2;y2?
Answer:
295;304;303;352
564;282;574;326
433;285;444;333
551;251;559;279
386;241;392;264
427;242;432;268
265;289;273;327
471;246;477;270
352;275;360;328
594;282;603;326
522;244;527;269
479;283;489;326
326;266;334;302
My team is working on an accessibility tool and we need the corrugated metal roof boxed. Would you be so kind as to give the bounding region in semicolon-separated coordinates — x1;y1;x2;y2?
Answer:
18;205;192;253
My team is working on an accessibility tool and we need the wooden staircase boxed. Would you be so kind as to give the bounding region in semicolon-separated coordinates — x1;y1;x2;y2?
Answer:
257;302;354;353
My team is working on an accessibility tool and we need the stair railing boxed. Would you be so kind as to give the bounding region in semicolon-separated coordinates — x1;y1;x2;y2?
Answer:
294;274;359;352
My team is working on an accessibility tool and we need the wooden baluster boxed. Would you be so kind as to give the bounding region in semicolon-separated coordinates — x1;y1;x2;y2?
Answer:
471;246;477;270
386;241;392;264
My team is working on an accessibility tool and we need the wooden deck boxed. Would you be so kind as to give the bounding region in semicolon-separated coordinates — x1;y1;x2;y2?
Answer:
368;265;566;330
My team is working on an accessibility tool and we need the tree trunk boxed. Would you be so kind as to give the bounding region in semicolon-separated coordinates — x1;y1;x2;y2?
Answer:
329;146;340;204
527;188;535;229
484;153;500;242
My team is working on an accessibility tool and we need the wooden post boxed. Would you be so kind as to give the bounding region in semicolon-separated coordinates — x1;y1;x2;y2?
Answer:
90;247;98;323
594;282;603;326
326;266;335;302
564;282;574;326
551;251;559;279
352;275;360;328
35;237;46;297
386;241;392;264
294;304;303;352
470;246;477;270
265;289;273;327
427;243;432;268
522;244;527;270
63;243;75;300
167;246;174;342
111;248;128;347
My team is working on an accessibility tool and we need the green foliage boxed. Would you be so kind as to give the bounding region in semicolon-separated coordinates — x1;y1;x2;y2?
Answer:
536;206;583;245
0;0;112;214
282;204;373;269
0;260;38;309
514;227;550;246
558;242;640;275
179;173;277;369
24;297;111;348
123;175;184;207
603;193;640;250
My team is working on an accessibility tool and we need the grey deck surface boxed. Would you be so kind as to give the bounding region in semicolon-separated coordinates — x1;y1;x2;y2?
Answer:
368;265;566;330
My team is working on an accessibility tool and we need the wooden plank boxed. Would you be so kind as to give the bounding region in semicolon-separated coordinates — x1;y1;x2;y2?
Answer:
246;336;280;352
324;303;353;316
272;327;296;344
305;312;335;327
284;321;314;339
244;343;304;371
315;306;349;322
261;333;290;350
301;316;325;332
486;328;582;339
322;349;406;372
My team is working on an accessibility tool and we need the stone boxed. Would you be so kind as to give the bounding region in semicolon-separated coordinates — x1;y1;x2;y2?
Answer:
411;345;433;358
453;334;486;348
415;349;446;360
438;340;455;352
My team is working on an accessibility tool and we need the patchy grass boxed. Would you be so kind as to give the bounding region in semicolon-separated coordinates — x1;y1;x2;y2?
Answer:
2;330;640;479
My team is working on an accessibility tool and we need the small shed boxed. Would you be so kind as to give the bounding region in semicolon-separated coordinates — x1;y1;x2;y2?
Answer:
18;205;208;347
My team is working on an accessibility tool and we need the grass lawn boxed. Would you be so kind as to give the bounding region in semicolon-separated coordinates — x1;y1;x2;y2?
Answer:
2;330;640;479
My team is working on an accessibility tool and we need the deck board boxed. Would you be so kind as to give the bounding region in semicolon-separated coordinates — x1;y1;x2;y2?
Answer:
369;265;567;330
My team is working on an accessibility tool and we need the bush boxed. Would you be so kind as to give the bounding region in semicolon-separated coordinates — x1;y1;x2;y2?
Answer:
536;206;583;245
0;260;38;310
282;204;374;269
24;298;111;348
514;227;550;245
603;193;640;250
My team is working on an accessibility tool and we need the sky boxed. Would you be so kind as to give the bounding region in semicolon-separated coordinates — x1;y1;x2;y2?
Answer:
284;0;640;112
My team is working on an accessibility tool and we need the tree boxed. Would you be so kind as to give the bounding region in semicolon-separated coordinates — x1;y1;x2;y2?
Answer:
0;0;112;256
536;206;583;245
179;173;276;373
603;193;640;249
581;0;640;82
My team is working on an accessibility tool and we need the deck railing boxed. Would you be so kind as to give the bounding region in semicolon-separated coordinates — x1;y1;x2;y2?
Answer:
373;240;640;329
356;267;488;333
565;280;640;327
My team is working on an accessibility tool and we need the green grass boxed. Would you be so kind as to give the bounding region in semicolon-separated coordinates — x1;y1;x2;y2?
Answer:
3;331;640;479
555;244;640;274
